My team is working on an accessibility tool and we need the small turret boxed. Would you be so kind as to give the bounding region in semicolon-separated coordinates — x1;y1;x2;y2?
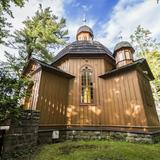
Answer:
113;41;135;68
76;25;93;41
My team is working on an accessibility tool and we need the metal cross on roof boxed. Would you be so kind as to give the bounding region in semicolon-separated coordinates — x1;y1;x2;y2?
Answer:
118;31;123;41
82;13;87;24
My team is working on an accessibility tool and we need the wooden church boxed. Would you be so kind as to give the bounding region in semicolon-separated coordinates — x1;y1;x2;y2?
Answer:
24;25;160;139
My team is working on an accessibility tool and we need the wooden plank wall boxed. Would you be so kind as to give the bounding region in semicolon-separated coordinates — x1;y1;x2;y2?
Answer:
24;67;42;110
102;70;147;127
57;58;158;130
30;70;42;110
57;58;114;126
36;70;69;126
137;71;160;129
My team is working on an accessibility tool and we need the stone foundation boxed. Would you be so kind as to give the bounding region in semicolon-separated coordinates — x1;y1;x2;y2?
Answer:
38;128;160;144
38;129;66;144
65;130;160;143
1;110;40;160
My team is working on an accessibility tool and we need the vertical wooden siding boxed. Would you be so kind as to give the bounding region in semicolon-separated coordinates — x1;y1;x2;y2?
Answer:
137;71;160;129
58;58;115;126
31;70;42;110
36;70;69;126
24;69;42;110
102;70;147;127
57;58;158;130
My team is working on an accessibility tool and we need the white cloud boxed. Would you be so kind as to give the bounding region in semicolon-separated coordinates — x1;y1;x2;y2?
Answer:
8;0;66;31
97;0;160;51
82;4;93;11
66;3;95;42
1;0;160;61
0;0;69;61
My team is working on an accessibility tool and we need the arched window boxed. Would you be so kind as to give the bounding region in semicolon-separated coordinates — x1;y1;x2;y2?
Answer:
81;66;94;104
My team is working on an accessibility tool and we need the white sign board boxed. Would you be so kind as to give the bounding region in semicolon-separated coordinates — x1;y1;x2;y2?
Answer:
52;130;59;139
0;126;10;130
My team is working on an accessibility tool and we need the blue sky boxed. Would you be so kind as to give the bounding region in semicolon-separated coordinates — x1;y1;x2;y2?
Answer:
64;0;117;23
63;0;118;37
0;0;160;61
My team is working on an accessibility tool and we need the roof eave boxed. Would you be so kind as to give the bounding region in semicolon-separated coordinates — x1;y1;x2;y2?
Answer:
52;53;115;66
24;58;75;79
41;65;75;79
22;58;37;75
99;63;137;78
99;58;154;81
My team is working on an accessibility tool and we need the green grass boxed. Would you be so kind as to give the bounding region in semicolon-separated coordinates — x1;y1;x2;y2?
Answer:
32;140;160;160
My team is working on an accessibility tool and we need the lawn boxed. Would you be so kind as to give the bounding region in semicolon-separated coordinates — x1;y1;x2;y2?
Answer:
32;140;160;160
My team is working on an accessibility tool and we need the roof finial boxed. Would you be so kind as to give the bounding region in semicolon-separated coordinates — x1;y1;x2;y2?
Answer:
82;13;87;24
118;31;123;41
82;5;87;25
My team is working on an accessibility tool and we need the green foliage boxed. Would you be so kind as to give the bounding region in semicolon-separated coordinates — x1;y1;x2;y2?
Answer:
6;4;68;70
130;25;160;57
0;0;26;17
5;51;27;76
0;4;68;122
33;140;160;160
0;7;11;44
145;51;160;98
0;0;28;123
0;0;27;44
130;25;160;103
0;64;30;123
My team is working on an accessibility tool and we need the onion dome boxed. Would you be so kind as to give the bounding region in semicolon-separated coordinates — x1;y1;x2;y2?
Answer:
113;41;135;56
76;25;94;40
113;41;135;68
77;25;94;37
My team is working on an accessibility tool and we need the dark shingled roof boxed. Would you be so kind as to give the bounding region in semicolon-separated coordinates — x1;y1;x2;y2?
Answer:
99;58;154;80
77;25;93;37
113;41;135;56
52;41;115;64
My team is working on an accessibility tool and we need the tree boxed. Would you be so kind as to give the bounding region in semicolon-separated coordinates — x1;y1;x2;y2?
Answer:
0;4;68;122
0;9;10;44
0;63;30;123
0;0;27;43
0;0;26;15
130;25;160;107
6;4;68;73
0;0;28;123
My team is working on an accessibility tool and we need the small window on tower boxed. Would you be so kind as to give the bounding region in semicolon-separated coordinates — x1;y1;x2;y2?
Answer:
81;66;94;104
117;50;124;61
125;49;131;59
83;36;87;40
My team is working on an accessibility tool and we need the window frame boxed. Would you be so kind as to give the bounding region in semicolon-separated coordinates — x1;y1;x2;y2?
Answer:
80;65;95;106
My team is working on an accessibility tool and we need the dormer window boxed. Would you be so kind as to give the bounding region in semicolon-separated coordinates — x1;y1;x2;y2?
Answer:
80;66;94;104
